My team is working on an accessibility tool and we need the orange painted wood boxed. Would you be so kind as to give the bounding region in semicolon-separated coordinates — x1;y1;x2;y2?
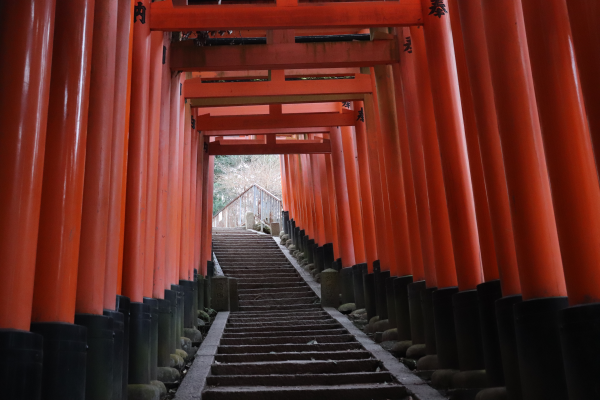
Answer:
197;111;357;131
199;137;211;274
122;0;151;303
194;131;205;275
166;73;183;285
390;62;425;282
353;101;379;269
150;0;423;31
340;124;366;264
368;71;397;274
309;154;327;246
373;64;412;277
144;31;163;298
179;94;192;281
184;74;372;99
189;126;198;278
105;0;133;308
154;34;172;296
521;0;600;305
324;153;341;258
202;156;215;267
0;0;55;330
410;27;457;289
171;40;399;71
447;1;497;283
481;0;566;300
455;0;520;296
76;0;119;315
567;1;600;179
419;0;481;291
206;128;329;137
175;76;186;277
398;28;436;287
32;0;93;324
196;69;361;81
197;103;342;116
363;94;392;271
208;141;331;155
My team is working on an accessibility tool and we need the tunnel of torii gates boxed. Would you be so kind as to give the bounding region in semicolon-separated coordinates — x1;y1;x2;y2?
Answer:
2;0;600;399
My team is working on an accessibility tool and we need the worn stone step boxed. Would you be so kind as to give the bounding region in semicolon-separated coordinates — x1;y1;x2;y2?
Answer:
222;329;347;339
214;350;373;363
240;295;317;305
206;371;395;387
238;303;320;312
229;274;300;281
236;287;314;297
217;342;364;354
237;282;308;290
211;359;381;376
234;277;303;285
228;309;325;318
219;334;356;346
218;262;291;267
225;322;340;333
238;291;317;301
226;318;332;328
202;383;407;400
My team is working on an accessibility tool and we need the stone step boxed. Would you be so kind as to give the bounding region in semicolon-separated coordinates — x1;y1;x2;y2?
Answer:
211;359;381;376
214;350;373;364
219;334;356;346
227;273;299;279
202;383;407;400
216;342;364;354
234;277;303;284
236;286;313;295
239;297;319;307
228;309;325;318
237;282;308;290
218;262;291;267
238;291;316;300
222;328;347;339
226;318;332;328
225;322;341;333
238;303;320;312
205;371;395;387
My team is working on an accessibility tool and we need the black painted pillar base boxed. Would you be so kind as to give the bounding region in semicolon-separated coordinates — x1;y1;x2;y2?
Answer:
29;323;85;400
374;262;389;320
495;295;523;400
394;275;413;341
157;298;172;368
283;211;290;234
197;275;205;312
164;290;178;355
341;267;355;304
74;313;114;400
432;287;459;368
103;309;125;400
453;290;485;371
476;280;504;387
407;281;426;345
307;239;315;263
352;263;366;309
364;273;377;321
128;302;151;385
314;246;325;273
323;243;334;270
142;298;158;381
116;295;130;399
514;297;569;400
385;276;398;328
0;329;43;400
171;285;184;349
421;286;437;354
179;280;196;329
299;230;306;252
559;302;600;400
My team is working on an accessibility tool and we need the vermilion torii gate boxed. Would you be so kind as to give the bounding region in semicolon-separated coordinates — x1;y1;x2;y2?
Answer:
1;1;599;400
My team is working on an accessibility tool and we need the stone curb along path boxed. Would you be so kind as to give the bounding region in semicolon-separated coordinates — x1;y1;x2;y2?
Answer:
175;229;447;400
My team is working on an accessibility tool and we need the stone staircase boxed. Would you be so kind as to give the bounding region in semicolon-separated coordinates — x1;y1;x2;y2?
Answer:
201;229;409;400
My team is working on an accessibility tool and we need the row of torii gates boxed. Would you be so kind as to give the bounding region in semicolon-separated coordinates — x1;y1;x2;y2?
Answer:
1;0;599;399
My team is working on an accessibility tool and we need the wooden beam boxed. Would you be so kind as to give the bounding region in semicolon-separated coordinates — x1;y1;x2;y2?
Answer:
193;68;361;81
195;102;341;116
151;1;423;31
184;74;372;99
216;139;325;145
209;140;332;155
190;94;364;107
171;40;399;71
206;127;330;136
197;111;357;131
